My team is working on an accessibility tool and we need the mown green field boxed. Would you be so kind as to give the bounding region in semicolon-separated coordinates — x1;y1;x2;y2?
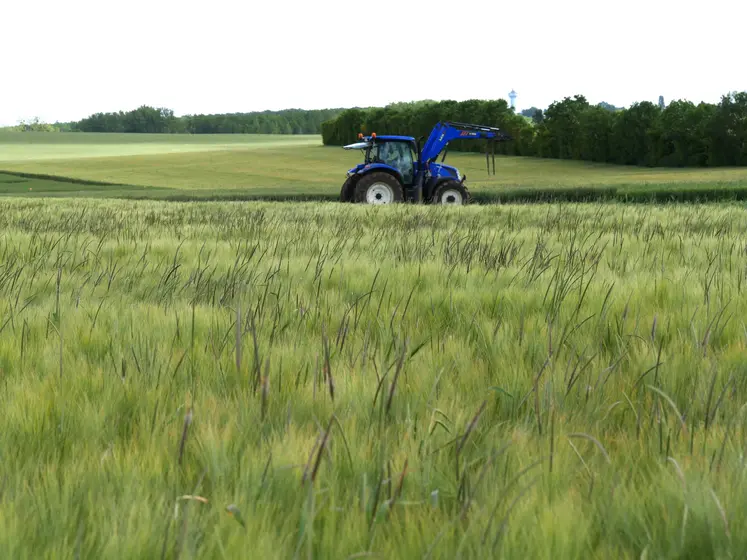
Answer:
3;132;747;201
2;198;747;558
0;132;319;161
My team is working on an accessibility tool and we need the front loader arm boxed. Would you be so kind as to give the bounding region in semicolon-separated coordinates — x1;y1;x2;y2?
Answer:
419;121;510;164
411;121;512;202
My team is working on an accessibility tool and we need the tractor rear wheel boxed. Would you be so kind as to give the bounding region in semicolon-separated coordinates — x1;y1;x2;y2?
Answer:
340;177;356;202
431;180;471;205
354;172;404;204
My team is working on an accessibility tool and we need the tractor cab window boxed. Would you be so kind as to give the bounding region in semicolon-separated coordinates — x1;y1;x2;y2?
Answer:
372;141;414;184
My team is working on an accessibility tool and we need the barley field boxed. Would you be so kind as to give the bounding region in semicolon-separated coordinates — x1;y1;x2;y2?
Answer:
1;198;746;558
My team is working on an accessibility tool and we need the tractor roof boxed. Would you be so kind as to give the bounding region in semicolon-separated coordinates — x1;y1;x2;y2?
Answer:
342;135;416;150
366;135;415;142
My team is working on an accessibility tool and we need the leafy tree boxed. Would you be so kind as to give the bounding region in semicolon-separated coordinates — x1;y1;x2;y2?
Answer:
708;92;747;166
13;117;60;132
578;105;615;162
652;100;713;167
611;101;660;166
539;95;590;159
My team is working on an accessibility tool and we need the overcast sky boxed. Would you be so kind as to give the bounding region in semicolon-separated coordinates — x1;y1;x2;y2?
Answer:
1;0;744;126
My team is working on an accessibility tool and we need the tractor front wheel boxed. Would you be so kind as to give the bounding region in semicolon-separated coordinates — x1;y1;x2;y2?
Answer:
340;177;356;202
354;172;404;205
431;180;471;205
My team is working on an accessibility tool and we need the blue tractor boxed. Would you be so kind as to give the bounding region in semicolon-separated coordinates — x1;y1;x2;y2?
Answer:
339;121;512;205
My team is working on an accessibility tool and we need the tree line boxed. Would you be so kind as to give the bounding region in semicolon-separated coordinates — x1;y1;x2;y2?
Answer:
321;92;747;167
69;105;344;134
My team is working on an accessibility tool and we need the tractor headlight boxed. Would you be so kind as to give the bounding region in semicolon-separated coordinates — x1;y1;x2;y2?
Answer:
456;170;461;181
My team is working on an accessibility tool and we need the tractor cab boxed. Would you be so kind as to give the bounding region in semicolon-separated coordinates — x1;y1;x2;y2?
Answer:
364;136;417;185
344;134;418;186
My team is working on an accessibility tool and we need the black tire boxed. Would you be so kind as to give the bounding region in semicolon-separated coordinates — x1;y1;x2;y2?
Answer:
431;180;471;205
353;172;404;204
340;176;356;202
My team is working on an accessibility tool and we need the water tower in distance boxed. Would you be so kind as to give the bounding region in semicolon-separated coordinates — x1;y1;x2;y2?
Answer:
509;89;517;109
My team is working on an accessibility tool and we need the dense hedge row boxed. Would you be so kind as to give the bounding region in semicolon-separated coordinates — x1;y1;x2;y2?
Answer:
321;99;534;157
73;106;344;134
321;93;747;167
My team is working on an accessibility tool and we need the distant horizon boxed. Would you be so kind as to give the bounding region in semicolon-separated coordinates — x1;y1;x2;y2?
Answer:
2;90;738;128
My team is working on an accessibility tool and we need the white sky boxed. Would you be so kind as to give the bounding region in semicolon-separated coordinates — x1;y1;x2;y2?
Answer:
1;0;744;126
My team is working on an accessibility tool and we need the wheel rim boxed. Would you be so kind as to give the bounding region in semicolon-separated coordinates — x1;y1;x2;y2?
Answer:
439;189;464;205
366;183;394;204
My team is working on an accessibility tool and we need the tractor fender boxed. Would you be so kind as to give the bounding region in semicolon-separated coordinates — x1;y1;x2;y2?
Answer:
354;163;404;185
